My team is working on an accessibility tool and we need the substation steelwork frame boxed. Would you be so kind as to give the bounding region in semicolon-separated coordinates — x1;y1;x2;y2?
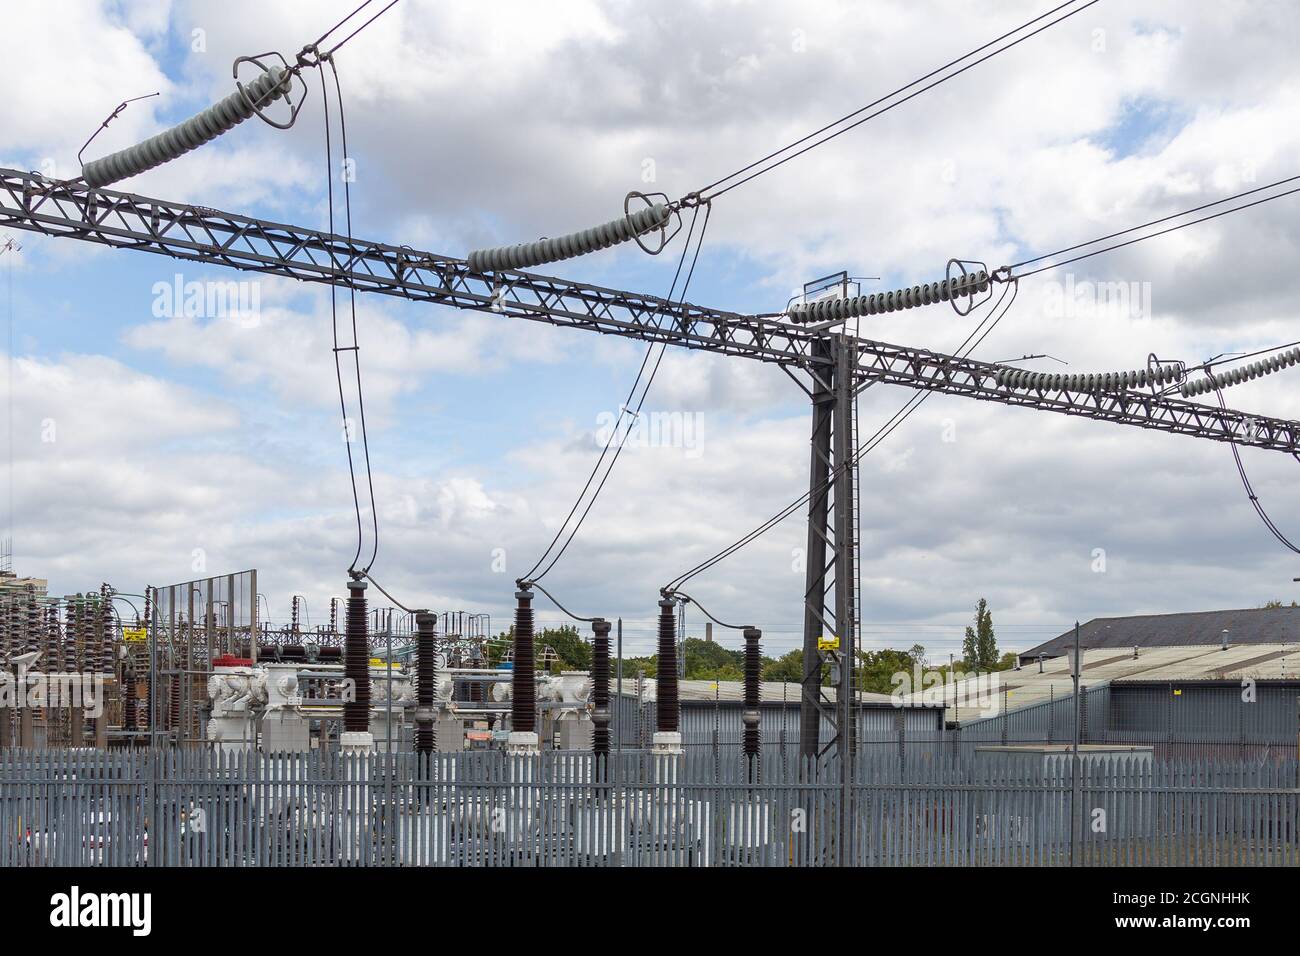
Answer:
5;168;1300;767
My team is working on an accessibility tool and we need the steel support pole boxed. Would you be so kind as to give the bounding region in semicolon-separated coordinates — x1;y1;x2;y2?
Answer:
800;336;835;758
249;569;258;664
832;335;857;863
1070;620;1081;867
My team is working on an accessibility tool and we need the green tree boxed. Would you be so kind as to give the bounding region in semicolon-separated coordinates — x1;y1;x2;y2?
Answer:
855;647;923;695
622;656;657;678
762;649;804;683
537;625;590;671
963;598;998;670
486;625;591;671
682;637;745;679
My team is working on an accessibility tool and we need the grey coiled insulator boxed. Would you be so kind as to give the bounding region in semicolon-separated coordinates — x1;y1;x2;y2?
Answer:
467;203;672;272
788;270;990;322
994;363;1185;393
1180;346;1300;398
81;68;292;188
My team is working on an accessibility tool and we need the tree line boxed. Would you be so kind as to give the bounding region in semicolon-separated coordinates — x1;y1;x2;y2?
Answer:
486;598;1015;695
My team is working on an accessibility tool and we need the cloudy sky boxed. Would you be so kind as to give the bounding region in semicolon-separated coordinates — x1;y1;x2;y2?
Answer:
2;0;1299;659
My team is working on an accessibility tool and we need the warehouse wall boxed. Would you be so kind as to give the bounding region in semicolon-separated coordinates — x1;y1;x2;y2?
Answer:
611;694;943;750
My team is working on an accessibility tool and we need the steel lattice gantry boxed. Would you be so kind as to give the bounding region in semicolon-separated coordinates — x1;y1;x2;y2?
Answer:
0;171;818;367
4;167;1300;761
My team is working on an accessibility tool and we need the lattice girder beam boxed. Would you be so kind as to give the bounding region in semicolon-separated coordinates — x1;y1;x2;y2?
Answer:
3;168;1297;453
0;169;821;370
848;337;1300;455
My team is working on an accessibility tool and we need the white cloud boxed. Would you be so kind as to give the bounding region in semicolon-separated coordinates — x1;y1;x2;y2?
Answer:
2;1;171;177
122;275;571;418
4;1;1300;659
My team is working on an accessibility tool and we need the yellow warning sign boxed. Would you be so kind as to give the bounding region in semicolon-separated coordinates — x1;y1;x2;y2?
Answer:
818;636;839;652
123;627;147;644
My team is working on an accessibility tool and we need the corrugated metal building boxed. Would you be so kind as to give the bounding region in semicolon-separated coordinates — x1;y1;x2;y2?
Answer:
612;678;945;750
1020;606;1300;662
912;644;1300;762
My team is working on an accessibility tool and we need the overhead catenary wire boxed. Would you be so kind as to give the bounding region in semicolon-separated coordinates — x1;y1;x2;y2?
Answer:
357;571;418;615
525;580;601;624
533;206;712;582
330;57;380;575
310;0;392;54
998;173;1300;281
519;203;705;582
666;281;1018;592
320;58;379;577
466;2;1093;274
667;590;750;631
322;0;401;57
1203;339;1300;371
1213;387;1300;556
521;202;714;584
695;0;1101;202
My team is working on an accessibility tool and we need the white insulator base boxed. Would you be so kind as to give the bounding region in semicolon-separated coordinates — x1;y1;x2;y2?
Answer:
340;731;374;753
506;731;539;753
652;732;683;755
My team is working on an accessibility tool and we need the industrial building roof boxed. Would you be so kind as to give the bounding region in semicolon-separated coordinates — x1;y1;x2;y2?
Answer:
902;642;1300;723
1021;607;1300;660
612;641;1300;721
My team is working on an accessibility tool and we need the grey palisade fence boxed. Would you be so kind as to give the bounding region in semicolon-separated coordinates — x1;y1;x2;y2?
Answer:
2;747;1297;867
